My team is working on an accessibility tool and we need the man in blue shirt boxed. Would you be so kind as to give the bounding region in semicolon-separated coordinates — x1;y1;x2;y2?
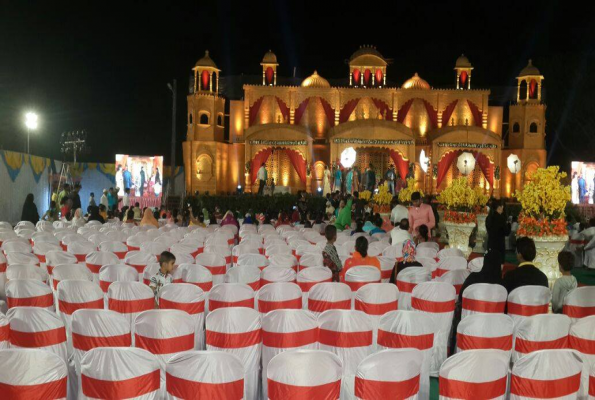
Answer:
123;166;132;190
107;187;118;212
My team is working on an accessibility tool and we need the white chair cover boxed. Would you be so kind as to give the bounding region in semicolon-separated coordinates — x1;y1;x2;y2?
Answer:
569;315;595;367
80;347;161;399
396;267;431;311
268;253;297;271
416;246;438;260
107;281;154;329
204;245;232;270
255;282;302;315
165;351;245;399
170;243;200;258
88;233;110;247
467;257;484;272
52;263;93;291
344;266;381;292
225;265;261;291
99;240;128;259
510;349;583;400
2;240;32;254
266;350;342;400
6;251;40;266
296;267;332;310
134;309;195;389
236;253;268;271
71;309;131;374
354;283;399;346
195;253;227;285
367;241;389;257
433;256;467;279
140;241;170;256
181;264;213;293
6;279;53;310
159;283;206;349
0;349;68;399
208;283;255;312
298;253;324;269
456;314;514;358
206;307;262;400
260;266;296;286
125;250;157;278
355;349;423;400
377;310;436;400
308;282;352;317
0;313;8;348
417;241;440;252
383;243;403;258
439;349;509;400
56;280;104;336
32;242;61;264
512;314;571;362
98;264;138;293
411;281;456;376
507;285;551;327
261;310;318;399
46;250;78;275
435;269;470;296
563;286;595;322
377;256;396;282
437;248;464;259
461;283;507;319
126;234;147;251
67;241;97;262
7;307;68;362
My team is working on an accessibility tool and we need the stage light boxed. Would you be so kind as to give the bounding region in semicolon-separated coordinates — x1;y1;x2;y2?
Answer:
238;185;242;190
24;112;38;154
419;150;429;173
317;187;322;195
507;154;521;174
457;152;475;176
340;147;357;168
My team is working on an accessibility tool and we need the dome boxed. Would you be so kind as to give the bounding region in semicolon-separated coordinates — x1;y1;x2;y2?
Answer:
519;59;541;77
402;73;431;90
455;54;472;68
301;71;331;88
195;50;218;69
261;50;278;65
348;45;388;67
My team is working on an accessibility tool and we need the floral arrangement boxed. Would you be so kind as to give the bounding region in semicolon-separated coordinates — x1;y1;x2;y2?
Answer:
514;166;570;237
474;187;490;214
359;190;372;202
437;177;484;224
398;178;424;205
373;183;393;206
444;210;477;224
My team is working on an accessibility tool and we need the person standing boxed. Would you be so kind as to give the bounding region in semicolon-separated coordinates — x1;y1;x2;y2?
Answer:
69;183;82;211
88;192;97;211
115;165;124;193
140;166;146;197
155;167;161;185
100;189;109;209
323;165;332;196
366;164;376;191
571;173;579;204
123;166;132;191
257;163;267;195
385;165;396;194
334;165;342;193
21;193;40;224
353;166;360;193
408;192;435;238
486;199;511;263
123;188;131;209
57;184;70;208
107;188;117;212
346;168;353;194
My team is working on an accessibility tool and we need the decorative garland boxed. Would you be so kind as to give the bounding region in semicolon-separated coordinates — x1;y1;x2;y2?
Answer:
332;138;414;145
437;142;497;149
249;140;308;146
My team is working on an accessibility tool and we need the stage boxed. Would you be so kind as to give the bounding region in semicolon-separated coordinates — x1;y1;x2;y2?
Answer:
118;196;162;210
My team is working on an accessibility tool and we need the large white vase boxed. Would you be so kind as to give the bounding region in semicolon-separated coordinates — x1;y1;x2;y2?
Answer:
444;221;476;258
531;235;569;286
473;214;488;253
437;210;448;243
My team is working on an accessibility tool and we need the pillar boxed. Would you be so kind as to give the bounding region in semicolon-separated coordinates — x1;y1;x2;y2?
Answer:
209;72;213;93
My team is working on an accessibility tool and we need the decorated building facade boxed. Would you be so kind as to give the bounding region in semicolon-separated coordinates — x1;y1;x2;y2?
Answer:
183;47;546;197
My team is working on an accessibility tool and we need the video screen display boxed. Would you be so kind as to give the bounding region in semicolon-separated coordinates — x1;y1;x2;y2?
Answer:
115;155;164;198
571;161;595;205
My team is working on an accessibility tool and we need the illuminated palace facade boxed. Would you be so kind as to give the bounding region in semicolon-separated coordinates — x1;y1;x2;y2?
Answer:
183;46;546;197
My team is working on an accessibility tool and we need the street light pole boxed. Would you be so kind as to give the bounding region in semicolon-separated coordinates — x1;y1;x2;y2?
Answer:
167;80;177;195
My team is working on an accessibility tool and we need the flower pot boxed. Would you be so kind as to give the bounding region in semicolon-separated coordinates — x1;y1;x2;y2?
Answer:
443;221;476;258
437;210;448;244
473;214;487;253
530;235;569;286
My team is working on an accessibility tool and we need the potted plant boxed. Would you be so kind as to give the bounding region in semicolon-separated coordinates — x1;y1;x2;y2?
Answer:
436;177;480;257
398;177;423;207
372;182;393;215
514;166;571;284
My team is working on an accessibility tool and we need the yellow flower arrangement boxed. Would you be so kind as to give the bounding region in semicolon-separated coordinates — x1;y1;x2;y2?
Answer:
398;178;424;205
359;190;372;202
514;166;570;237
514;166;570;220
373;182;393;206
474;187;489;213
436;177;478;211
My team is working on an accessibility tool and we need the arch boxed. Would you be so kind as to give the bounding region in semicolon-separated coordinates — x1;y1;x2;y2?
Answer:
524;161;540;184
512;122;520;133
529;122;538;133
199;112;210;125
428;125;501;146
519;80;528;101
217;113;224;127
294;96;334;126
529;79;538;99
195;153;214;182
189;113;193;124
436;150;494;188
250;147;307;185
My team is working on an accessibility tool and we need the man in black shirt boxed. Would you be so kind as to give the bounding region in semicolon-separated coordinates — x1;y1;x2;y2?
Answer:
69;183;82;211
502;236;549;293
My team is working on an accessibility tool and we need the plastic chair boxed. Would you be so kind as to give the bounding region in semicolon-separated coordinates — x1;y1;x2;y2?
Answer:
512;314;571;362
396;267;431;311
107;281;154;330
255;282;302;315
6;279;54;310
52;263;93;291
507;285;551;327
208;283;255;312
260;266;296;286
181;264;213;293
195;253;227;285
296;267;332;310
56;279;103;336
456;314;514;358
225;265;261;291
344;266;381;292
159;283;206;349
124;250;157;277
432;256;467;279
461;283;507;319
98;264;138;294
99;240;128;259
563;286;595;322
435;269;470;295
307;282;352;317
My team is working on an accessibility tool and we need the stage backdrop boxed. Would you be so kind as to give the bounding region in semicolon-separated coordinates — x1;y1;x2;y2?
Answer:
0;150;185;224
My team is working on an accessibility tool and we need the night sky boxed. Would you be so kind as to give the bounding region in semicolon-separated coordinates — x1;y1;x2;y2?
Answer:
1;1;594;169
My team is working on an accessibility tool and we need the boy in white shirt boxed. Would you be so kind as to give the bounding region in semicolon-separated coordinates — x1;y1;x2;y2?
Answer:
552;251;578;313
149;251;175;306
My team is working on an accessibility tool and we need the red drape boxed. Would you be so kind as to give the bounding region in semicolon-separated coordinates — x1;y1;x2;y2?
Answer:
353;69;361;85
423;100;438;129
437;150;494;188
441;100;458;127
201;70;210;90
397;99;414;123
266;67;274;85
294;98;310;125
437;151;460;188
285;149;307;184
467;100;483;127
340;99;360;123
275;97;290;122
251;148;273;183
529;79;537;98
249;97;264;126
389;150;409;180
460;71;468;87
371;98;393;121
375;69;383;84
319;98;335;127
364;69;371;85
